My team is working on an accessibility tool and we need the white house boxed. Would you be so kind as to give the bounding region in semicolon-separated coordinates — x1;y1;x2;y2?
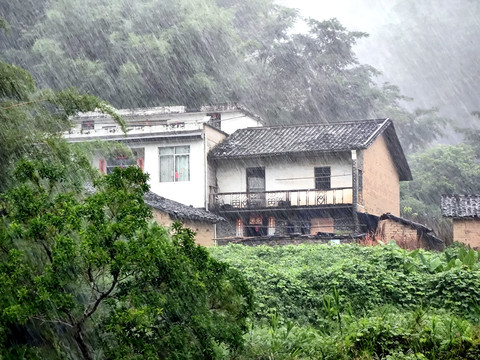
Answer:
208;119;412;238
65;104;263;209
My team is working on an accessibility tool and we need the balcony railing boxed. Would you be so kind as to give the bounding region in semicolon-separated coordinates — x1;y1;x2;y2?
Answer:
210;188;353;211
64;122;203;139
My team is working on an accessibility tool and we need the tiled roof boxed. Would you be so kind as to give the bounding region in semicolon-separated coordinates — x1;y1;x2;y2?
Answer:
144;192;225;223
209;119;412;181
441;194;480;218
379;212;433;233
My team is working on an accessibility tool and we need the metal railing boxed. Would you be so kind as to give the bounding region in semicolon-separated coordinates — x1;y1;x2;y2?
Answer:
210;187;353;210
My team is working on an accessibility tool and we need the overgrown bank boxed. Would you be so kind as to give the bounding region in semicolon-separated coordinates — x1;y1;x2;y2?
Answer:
211;243;480;359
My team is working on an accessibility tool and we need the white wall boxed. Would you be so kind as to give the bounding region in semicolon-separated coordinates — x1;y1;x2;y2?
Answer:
216;153;352;193
92;138;206;208
219;111;262;134
146;139;205;208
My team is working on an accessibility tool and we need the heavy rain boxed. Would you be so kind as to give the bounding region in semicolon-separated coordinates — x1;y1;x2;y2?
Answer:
1;0;480;358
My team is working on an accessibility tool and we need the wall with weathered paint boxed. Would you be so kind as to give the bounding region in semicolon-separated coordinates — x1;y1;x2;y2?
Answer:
152;209;215;247
453;219;480;249
361;135;400;216
218;111;262;134
216;153;352;193
149;139;206;208
205;125;227;207
310;217;335;234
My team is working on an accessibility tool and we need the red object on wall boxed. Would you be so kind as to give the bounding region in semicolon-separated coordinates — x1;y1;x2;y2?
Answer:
137;158;144;172
99;159;106;174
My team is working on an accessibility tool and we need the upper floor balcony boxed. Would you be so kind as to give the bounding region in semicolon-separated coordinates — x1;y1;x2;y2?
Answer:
64;121;204;140
209;187;353;212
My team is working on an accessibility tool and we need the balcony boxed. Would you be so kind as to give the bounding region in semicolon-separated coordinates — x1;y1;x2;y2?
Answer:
64;122;203;140
210;187;353;211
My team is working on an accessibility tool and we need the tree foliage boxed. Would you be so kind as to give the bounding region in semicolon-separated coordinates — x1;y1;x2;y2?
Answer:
400;144;480;240
0;0;446;143
0;48;124;191
0;164;252;359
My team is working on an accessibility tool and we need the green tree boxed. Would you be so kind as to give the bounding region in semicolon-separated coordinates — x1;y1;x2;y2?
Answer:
0;52;123;191
0;163;252;359
242;18;384;124
401;144;480;240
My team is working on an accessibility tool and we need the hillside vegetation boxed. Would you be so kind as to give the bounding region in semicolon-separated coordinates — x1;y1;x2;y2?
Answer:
211;243;480;359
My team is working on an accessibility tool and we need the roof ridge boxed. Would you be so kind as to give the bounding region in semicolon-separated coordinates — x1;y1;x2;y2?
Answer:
238;118;388;131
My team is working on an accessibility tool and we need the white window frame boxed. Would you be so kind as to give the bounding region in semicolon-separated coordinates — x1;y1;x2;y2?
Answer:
159;145;190;182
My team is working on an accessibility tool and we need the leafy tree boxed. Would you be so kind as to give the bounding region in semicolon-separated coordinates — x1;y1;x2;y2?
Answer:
371;83;449;153
401;144;480;240
0;163;252;359
0;1;435;130
0;51;123;191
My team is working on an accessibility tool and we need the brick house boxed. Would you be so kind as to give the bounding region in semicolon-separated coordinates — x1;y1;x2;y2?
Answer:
144;192;224;246
441;194;480;249
375;213;444;250
208;119;412;238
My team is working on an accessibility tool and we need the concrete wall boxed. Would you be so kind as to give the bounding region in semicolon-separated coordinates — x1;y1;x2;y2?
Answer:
148;139;206;208
453;219;480;249
362;135;400;216
205;125;227;206
152;209;215;247
219;111;262;134
93;138;205;207
216;153;352;193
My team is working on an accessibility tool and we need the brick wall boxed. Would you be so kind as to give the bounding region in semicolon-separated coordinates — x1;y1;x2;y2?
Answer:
376;219;425;250
152;209;215;246
453;219;480;249
362;135;400;216
310;217;334;234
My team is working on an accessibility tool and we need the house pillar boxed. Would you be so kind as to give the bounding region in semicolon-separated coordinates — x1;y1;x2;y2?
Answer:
351;150;360;233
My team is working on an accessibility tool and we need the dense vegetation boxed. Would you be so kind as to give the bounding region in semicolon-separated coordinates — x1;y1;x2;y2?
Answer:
0;164;252;359
211;244;480;359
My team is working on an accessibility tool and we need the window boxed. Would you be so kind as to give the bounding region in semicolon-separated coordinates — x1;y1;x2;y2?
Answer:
207;112;221;129
101;148;144;174
159;146;190;182
268;217;276;236
314;167;331;190
81;120;94;130
236;219;244;237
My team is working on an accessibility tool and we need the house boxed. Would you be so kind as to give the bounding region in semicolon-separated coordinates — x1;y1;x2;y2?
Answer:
375;213;444;250
441;194;480;249
144;192;225;246
65;104;263;210
208;119;412;238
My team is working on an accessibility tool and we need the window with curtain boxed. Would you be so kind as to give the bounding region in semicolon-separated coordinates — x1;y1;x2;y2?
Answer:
159;146;190;182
